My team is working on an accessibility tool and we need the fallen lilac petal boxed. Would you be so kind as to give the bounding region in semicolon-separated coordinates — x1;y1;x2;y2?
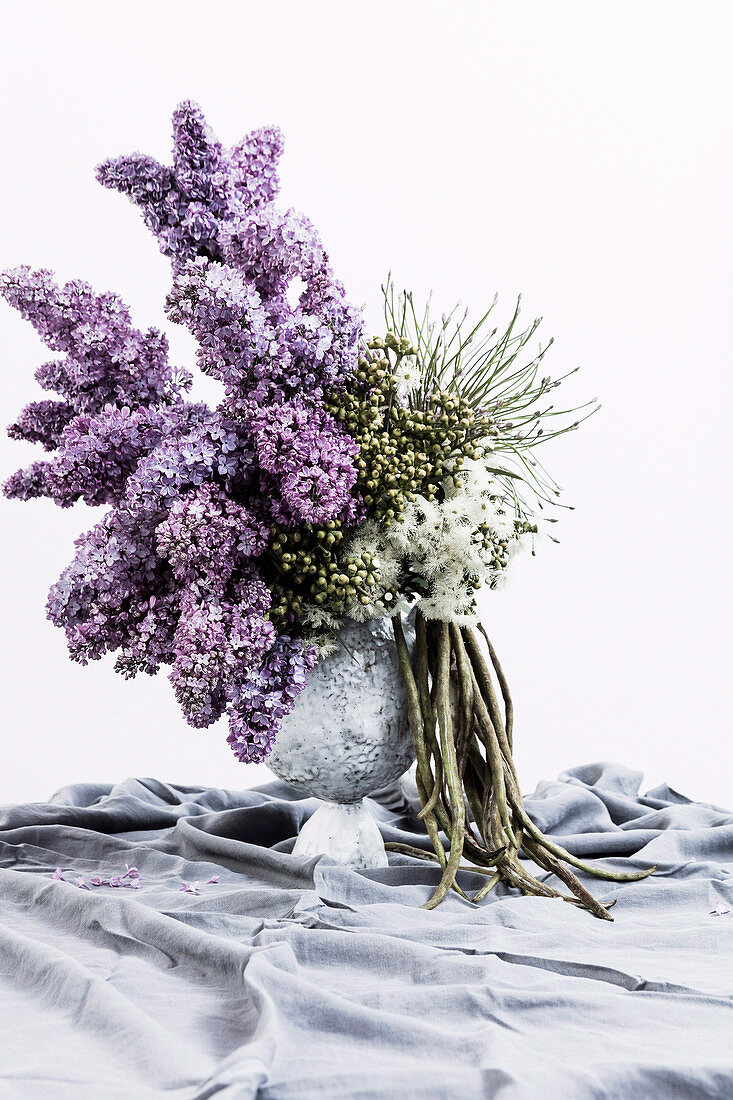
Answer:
124;865;140;879
89;876;106;887
206;875;219;884
179;881;202;895
74;877;91;890
128;879;142;889
53;868;65;880
108;876;123;887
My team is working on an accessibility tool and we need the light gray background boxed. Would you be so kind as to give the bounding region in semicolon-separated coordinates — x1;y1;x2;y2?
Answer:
0;2;730;807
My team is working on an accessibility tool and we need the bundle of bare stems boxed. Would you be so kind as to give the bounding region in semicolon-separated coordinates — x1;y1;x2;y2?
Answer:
390;611;655;918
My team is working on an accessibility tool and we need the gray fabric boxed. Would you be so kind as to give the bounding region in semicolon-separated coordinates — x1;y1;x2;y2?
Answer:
0;762;731;1099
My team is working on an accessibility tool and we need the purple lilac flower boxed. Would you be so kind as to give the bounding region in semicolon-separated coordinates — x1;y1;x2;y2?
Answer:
114;592;183;679
45;406;188;508
165;257;272;388
0;267;188;410
4;102;367;762
82;874;141;890
46;507;171;666
1;267;193;505
155;482;268;591
3;461;51;501
7;399;75;450
251;398;361;525
97;101;283;263
229;125;284;210
169;579;276;729
226;634;318;763
117;413;253;534
220;206;325;297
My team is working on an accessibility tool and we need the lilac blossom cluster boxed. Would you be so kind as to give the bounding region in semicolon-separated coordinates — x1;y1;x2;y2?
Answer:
2;267;194;507
3;101;366;762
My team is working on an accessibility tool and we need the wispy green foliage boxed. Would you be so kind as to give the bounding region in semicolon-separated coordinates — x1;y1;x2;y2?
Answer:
382;276;598;521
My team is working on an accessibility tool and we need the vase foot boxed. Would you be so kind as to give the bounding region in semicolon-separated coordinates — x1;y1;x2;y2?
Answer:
293;798;388;869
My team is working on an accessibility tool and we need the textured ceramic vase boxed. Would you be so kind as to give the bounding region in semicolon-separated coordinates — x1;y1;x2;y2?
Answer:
268;616;415;868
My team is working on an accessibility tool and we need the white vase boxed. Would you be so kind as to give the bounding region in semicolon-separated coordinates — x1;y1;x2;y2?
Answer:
268;616;415;868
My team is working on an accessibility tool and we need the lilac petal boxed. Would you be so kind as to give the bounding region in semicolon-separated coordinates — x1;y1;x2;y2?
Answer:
179;880;202;895
74;877;91;890
53;868;65;880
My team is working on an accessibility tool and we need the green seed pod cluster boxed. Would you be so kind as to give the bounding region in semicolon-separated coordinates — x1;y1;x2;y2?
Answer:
265;333;499;624
325;336;493;526
266;521;384;626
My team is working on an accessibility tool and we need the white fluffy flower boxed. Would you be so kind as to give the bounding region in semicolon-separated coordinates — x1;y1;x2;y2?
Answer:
315;636;339;658
373;545;402;589
346;520;382;561
506;530;534;561
420;575;475;621
345;600;374;622
415;550;445;581
387;507;419;550
392;358;421;399
449;456;499;498
486;502;517;539
302;605;339;631
441;523;481;564
331;447;535;627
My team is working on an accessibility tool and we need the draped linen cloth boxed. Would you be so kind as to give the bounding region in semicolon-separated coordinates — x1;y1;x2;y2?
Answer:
0;761;731;1099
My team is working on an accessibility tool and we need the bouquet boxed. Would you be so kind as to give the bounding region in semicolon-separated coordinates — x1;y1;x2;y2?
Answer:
3;102;652;917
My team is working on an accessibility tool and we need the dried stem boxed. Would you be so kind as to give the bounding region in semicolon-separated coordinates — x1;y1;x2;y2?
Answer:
423;623;466;909
393;610;656;919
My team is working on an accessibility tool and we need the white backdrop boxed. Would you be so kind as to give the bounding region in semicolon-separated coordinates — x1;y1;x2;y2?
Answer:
0;2;730;808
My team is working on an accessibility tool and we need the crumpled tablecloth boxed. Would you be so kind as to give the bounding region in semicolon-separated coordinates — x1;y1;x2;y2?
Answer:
0;761;731;1099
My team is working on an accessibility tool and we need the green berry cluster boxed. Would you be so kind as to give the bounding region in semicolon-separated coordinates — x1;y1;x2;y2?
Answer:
325;336;492;525
265;333;498;625
266;523;384;625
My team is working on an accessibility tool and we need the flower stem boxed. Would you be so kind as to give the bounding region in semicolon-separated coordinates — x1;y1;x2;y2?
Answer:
392;611;656;919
